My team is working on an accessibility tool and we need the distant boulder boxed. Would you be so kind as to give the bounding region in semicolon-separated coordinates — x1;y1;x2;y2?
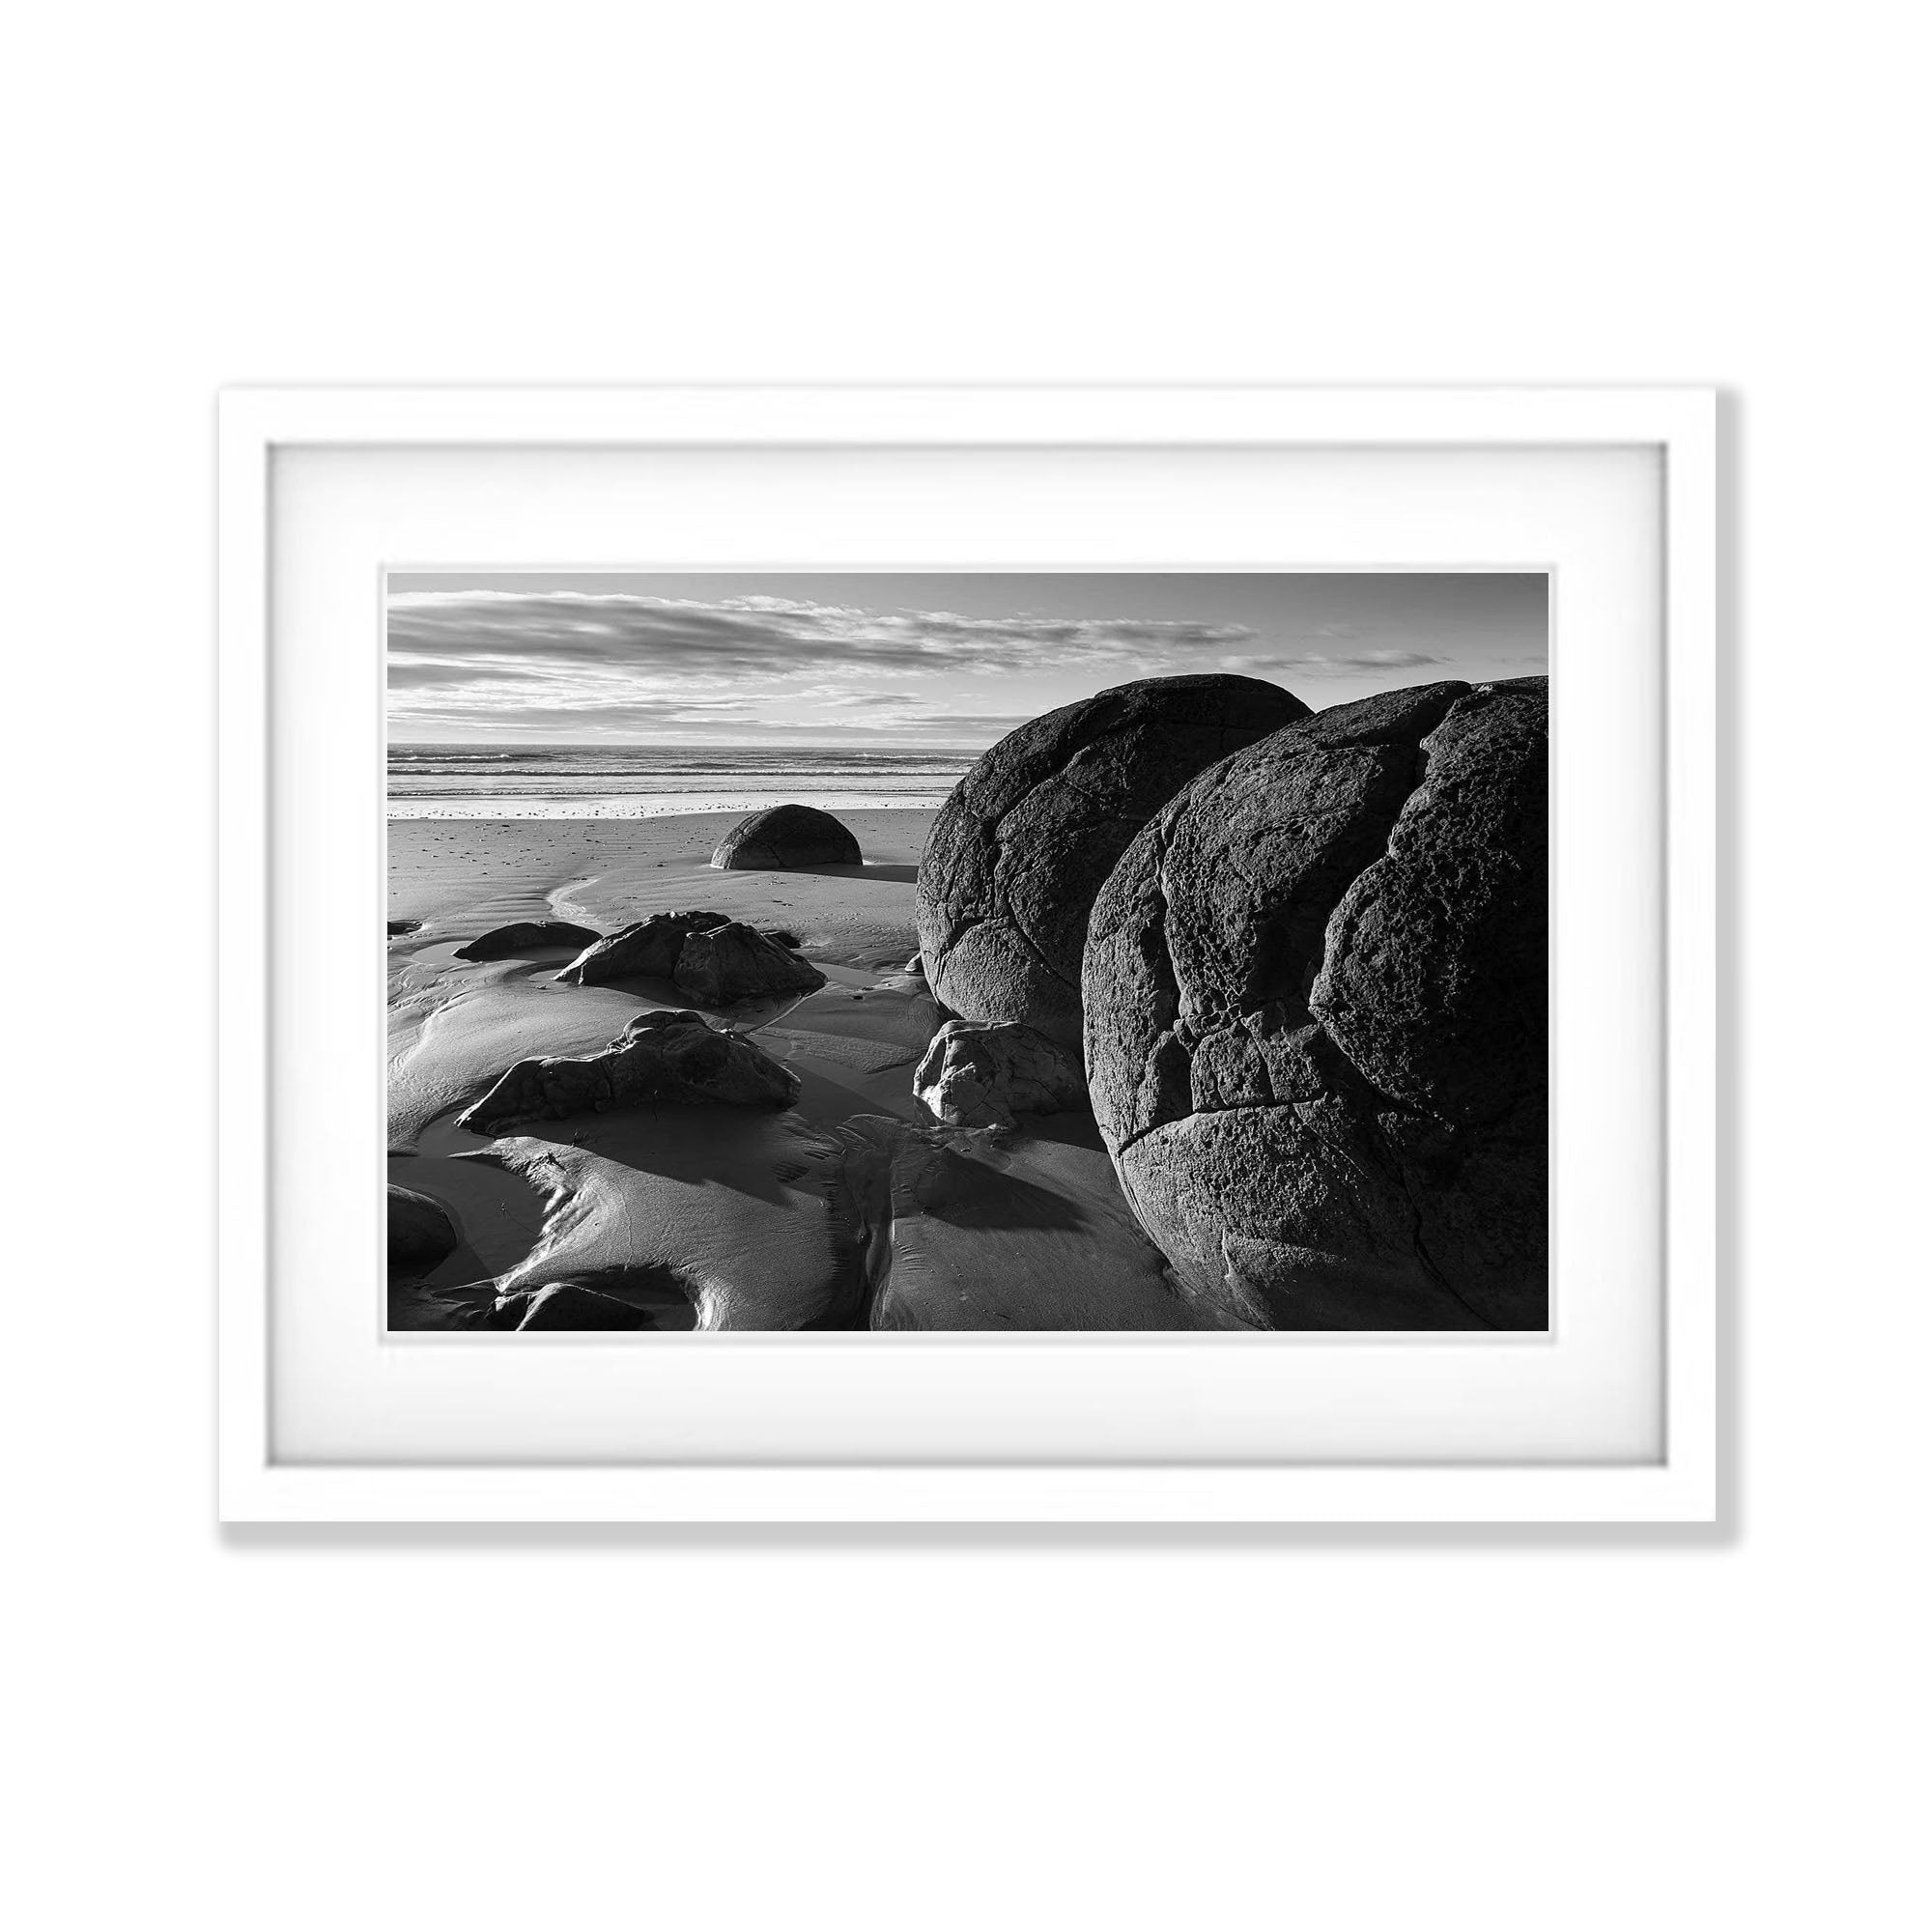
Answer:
1083;678;1548;1330
387;1184;459;1270
913;1019;1088;1131
711;804;862;870
454;919;601;961
455;1009;800;1133
673;921;827;1005
916;674;1309;1046
556;911;730;985
386;919;420;937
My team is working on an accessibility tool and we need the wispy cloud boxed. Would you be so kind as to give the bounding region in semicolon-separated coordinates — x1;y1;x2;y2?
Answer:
384;581;1545;744
387;589;1255;684
386;588;1270;741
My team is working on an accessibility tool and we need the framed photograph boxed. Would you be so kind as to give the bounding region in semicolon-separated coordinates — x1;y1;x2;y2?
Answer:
218;385;1717;1522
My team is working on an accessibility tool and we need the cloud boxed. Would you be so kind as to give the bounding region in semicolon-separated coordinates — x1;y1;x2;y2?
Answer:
386;589;1256;686
1217;646;1547;680
1217;648;1452;675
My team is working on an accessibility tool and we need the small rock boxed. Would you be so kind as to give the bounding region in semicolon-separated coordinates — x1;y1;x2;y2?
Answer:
557;910;730;985
673;921;827;1005
711;804;862;870
387;1184;459;1269
387;919;421;937
454;919;601;961
456;1009;801;1133
913;1018;1089;1131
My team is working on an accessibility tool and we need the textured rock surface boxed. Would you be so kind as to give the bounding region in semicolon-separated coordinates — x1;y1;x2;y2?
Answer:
454;919;601;961
556;911;729;985
712;803;862;870
913;1018;1089;1131
916;674;1309;1045
387;1183;459;1269
455;1009;800;1132
672;920;827;1004
1082;678;1548;1330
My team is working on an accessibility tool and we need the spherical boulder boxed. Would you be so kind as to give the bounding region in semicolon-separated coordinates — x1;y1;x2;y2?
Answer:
1082;677;1548;1330
711;804;862;870
915;674;1309;1046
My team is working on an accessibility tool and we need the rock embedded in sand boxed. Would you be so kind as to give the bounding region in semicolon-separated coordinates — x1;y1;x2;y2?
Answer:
556;910;730;985
672;920;827;1005
453;919;602;961
913;1018;1089;1131
1083;677;1549;1330
387;1183;459;1269
387;919;421;937
711;803;863;871
915;673;1310;1047
455;1009;801;1132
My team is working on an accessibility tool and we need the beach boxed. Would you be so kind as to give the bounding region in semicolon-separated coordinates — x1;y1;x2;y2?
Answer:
386;809;1201;1331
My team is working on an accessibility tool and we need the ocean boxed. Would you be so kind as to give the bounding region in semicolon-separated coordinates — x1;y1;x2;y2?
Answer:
386;743;977;818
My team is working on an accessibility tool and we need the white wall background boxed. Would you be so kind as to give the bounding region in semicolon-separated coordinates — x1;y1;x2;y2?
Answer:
4;5;1923;1927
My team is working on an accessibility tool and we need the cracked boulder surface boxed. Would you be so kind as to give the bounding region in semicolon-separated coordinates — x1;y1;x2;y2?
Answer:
711;803;863;870
915;674;1310;1047
1082;677;1548;1330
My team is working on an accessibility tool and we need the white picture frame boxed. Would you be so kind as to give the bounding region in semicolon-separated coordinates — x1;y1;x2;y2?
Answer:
218;384;1717;1523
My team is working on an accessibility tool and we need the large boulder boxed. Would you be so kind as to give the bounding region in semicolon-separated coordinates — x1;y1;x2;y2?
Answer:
712;804;862;870
672;921;827;1005
915;674;1309;1046
913;1019;1088;1131
1082;678;1548;1331
556;911;729;985
455;1009;800;1132
454;919;601;961
387;1183;459;1270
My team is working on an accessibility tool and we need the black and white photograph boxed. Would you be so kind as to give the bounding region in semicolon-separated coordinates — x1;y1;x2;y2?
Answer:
20;1;1932;1926
387;570;1549;1332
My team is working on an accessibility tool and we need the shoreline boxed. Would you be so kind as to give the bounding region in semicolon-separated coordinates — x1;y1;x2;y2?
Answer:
387;794;956;820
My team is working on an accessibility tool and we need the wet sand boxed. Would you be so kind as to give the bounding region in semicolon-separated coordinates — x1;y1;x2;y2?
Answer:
386;810;1211;1331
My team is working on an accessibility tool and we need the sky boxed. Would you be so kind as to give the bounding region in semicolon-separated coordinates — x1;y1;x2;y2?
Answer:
386;572;1548;748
